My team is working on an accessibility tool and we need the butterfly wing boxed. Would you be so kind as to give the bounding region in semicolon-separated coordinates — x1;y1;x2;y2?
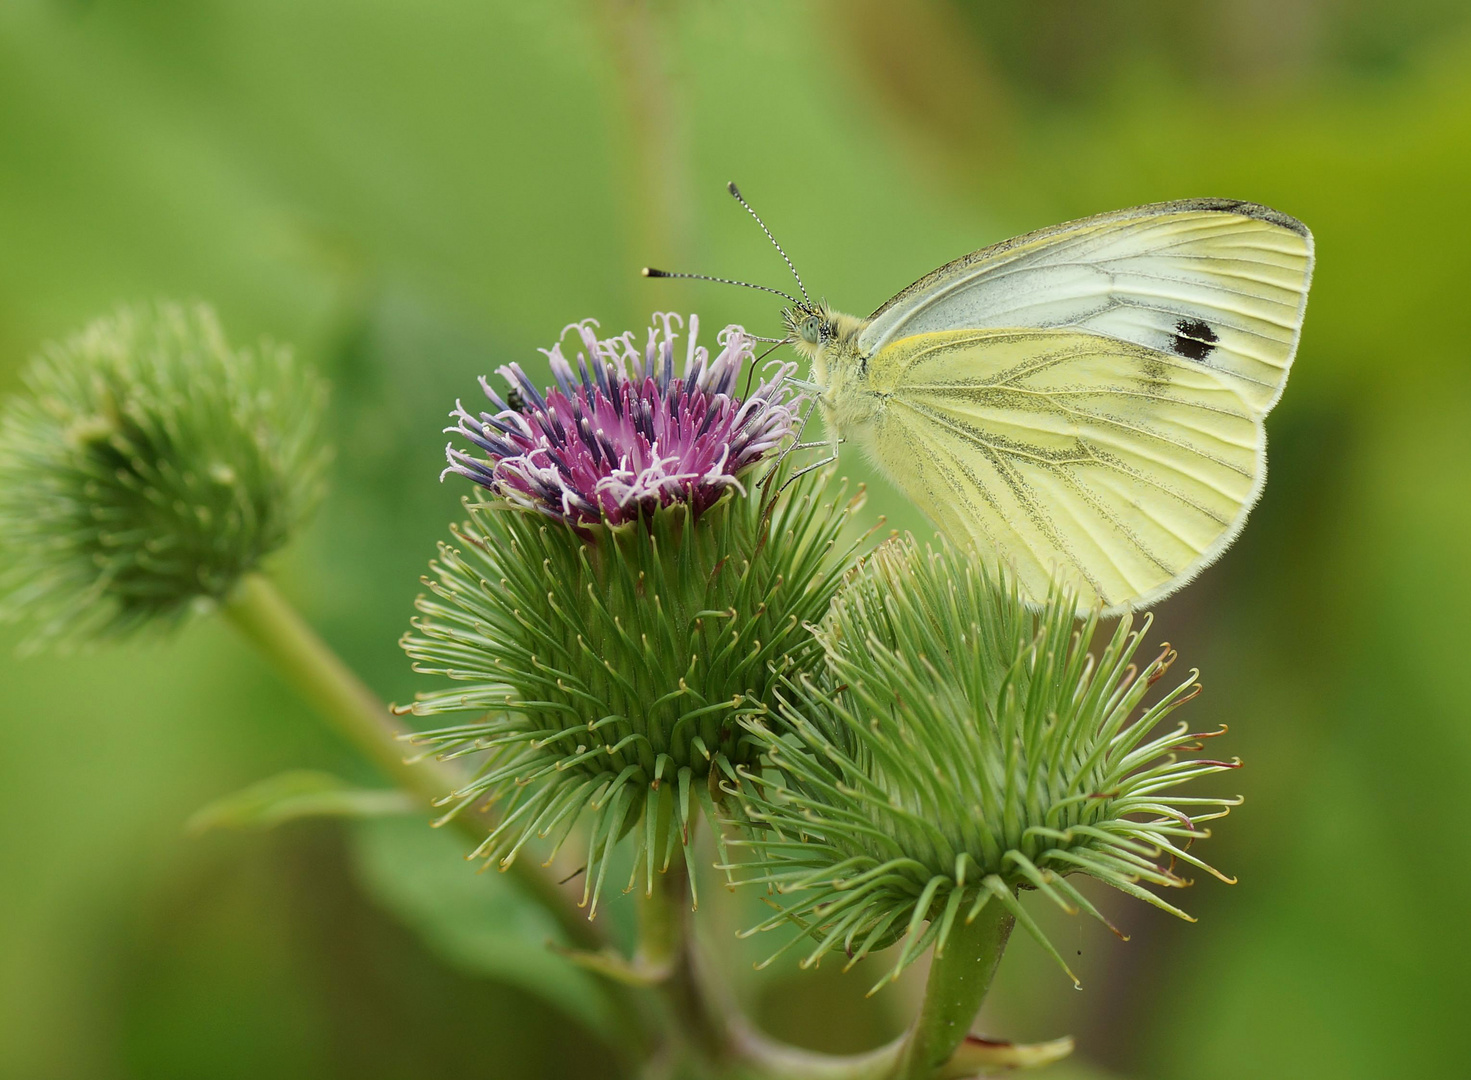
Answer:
858;328;1262;613
858;200;1313;415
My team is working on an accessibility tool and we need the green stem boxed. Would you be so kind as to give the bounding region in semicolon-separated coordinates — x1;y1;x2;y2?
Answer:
655;840;901;1080
636;859;682;976
893;901;1014;1079
222;572;603;952
729;1023;903;1080
644;853;731;1077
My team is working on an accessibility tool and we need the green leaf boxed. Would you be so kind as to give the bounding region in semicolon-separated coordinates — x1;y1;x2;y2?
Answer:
937;1034;1075;1078
187;770;416;833
348;815;617;1041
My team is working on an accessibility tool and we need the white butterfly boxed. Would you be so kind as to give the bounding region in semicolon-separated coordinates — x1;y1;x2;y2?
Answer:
779;199;1315;614
650;194;1314;614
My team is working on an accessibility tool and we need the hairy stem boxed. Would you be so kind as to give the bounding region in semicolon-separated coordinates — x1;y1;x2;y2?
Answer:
893;902;1015;1079
222;572;603;951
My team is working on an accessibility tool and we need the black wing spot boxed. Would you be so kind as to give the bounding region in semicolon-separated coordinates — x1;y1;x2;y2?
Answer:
1172;318;1219;361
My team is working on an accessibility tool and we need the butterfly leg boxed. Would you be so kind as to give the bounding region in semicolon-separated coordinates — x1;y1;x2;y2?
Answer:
775;391;820;467
778;453;837;493
778;427;844;493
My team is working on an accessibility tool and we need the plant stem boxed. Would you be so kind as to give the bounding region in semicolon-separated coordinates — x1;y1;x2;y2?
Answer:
222;572;602;951
680;911;906;1080
633;856;1020;1080
636;859;683;977
729;1022;903;1080
652;845;901;1080
644;854;733;1076
893;901;1014;1079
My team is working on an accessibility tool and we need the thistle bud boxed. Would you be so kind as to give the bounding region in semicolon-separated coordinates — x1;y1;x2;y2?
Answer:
0;303;328;644
400;314;866;911
734;536;1241;990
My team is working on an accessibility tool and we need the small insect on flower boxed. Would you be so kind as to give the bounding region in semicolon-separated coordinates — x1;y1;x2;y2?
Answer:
732;536;1242;992
0;302;328;645
443;313;799;527
403;313;867;913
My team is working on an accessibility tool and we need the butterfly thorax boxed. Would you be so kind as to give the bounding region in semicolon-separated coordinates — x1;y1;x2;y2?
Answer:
783;305;879;430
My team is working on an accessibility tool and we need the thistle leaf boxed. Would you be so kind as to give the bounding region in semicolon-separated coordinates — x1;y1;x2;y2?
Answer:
187;770;415;834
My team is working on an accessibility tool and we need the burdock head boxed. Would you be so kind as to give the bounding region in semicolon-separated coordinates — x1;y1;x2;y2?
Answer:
402;313;865;910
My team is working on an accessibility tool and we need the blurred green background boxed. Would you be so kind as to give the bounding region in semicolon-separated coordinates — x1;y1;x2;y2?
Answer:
3;1;1469;1077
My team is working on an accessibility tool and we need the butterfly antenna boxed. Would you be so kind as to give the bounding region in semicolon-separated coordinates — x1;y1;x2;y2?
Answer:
640;267;800;306
727;181;811;308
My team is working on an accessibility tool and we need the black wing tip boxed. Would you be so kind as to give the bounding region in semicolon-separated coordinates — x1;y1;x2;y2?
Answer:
1160;197;1311;238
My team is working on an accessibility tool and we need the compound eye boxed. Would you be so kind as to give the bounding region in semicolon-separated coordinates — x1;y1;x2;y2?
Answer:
801;316;821;343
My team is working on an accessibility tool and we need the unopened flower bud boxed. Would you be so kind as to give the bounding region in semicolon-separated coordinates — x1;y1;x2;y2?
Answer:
0;302;328;644
735;536;1240;990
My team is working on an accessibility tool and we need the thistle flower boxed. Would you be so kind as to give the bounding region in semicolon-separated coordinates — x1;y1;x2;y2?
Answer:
733;536;1240;991
0;302;328;644
443;313;798;527
400;313;867;912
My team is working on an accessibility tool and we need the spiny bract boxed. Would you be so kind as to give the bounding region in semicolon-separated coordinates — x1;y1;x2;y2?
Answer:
732;536;1241;990
400;314;868;912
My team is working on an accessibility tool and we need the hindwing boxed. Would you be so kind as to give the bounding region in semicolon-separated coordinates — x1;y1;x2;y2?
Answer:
859;328;1263;613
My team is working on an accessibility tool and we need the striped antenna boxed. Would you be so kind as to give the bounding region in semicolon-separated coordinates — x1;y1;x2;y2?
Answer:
641;267;801;306
726;181;811;307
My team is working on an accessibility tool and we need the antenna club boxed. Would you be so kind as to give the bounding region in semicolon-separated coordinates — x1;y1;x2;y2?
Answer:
638;267;800;305
727;181;742;198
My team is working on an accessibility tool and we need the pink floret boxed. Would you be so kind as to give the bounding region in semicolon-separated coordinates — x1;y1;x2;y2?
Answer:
444;313;799;526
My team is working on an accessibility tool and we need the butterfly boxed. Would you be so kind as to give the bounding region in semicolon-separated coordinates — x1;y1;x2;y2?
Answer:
652;193;1315;615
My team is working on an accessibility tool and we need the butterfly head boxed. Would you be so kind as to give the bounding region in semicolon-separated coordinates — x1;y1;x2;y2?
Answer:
783;304;861;365
784;305;827;357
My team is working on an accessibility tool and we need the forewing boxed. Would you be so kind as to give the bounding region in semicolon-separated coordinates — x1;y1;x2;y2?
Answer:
861;329;1263;613
857;200;1313;415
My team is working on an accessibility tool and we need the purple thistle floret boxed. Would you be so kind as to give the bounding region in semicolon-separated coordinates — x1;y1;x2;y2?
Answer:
444;313;800;527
